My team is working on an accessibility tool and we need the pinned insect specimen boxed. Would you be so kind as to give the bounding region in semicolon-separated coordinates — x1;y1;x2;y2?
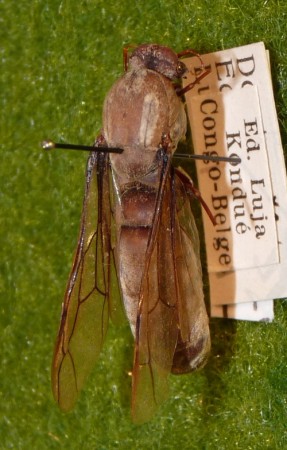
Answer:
43;44;240;423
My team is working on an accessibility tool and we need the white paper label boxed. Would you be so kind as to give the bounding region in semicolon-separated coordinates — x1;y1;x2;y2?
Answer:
189;87;278;272
183;42;287;321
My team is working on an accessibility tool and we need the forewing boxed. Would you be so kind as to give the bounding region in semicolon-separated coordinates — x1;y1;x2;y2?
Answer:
132;164;210;423
171;171;210;374
52;151;118;411
132;162;179;424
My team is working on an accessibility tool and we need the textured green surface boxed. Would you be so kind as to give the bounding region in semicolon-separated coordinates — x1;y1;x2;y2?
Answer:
1;0;287;448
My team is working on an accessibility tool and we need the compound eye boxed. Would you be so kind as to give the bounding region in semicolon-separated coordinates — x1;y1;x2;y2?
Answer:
176;61;187;77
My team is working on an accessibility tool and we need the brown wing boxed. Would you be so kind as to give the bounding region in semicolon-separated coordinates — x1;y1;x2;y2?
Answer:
132;160;210;424
52;151;121;411
171;169;210;374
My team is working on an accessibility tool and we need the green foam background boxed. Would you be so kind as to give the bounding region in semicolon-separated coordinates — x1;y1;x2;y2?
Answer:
1;1;287;448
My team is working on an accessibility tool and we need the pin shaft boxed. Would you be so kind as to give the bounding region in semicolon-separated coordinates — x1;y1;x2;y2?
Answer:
41;140;123;154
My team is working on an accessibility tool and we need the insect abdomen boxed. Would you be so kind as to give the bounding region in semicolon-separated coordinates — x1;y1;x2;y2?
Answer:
115;182;157;335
